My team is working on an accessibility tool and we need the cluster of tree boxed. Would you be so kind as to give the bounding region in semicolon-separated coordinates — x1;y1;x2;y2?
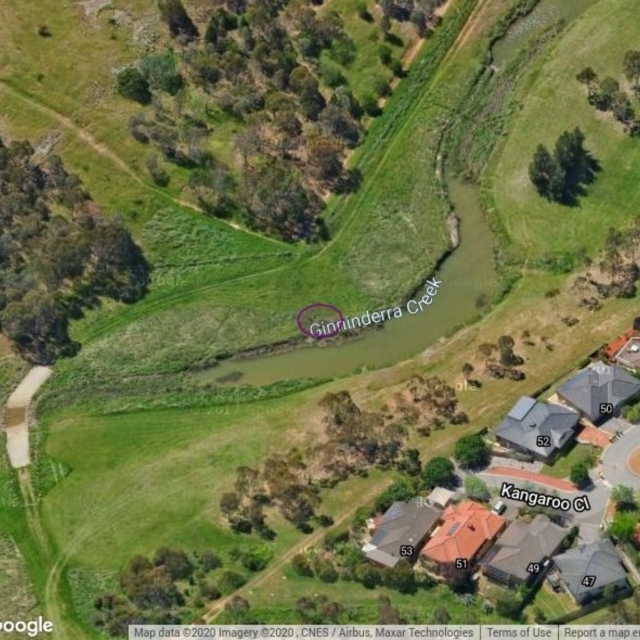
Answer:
293;594;346;624
219;452;314;535
577;51;640;136
404;375;469;424
317;390;410;476
0;138;149;364
475;338;525;381
220;388;428;536
292;544;425;595
529;127;599;205
119;0;400;242
376;0;446;37
92;547;226;636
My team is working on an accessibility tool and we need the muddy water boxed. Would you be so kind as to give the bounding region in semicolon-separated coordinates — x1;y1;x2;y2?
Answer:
195;177;498;386
492;0;600;69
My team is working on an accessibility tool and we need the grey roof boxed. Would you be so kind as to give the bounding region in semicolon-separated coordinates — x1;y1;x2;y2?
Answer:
557;363;640;422
481;515;566;581
553;539;627;602
363;498;440;568
495;397;579;457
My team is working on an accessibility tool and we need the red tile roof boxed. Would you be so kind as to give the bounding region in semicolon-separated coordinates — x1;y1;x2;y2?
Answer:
605;329;634;360
422;500;505;565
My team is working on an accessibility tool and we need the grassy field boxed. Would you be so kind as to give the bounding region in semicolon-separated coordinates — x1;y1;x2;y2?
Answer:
487;0;640;270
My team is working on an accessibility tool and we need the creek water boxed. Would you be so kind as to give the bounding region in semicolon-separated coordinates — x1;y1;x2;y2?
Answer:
492;0;601;69
194;0;601;388
195;177;498;386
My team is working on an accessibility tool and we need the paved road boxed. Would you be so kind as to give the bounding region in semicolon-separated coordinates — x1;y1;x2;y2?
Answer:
601;422;640;488
479;470;609;527
2;366;53;468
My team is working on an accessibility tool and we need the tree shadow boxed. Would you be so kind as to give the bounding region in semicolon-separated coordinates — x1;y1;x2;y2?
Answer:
557;152;602;207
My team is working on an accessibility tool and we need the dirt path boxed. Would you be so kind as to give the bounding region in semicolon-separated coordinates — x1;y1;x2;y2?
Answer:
2;366;52;468
440;0;490;67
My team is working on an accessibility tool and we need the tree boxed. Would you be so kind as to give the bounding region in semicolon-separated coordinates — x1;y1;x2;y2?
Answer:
422;456;455;488
116;68;152;105
454;434;490;470
612;485;637;511
609;511;637;542
158;0;199;41
623;50;640;87
464;475;491;502
461;362;474;379
569;462;590;489
528;144;563;200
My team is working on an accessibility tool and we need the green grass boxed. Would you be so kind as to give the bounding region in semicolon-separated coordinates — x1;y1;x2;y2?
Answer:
524;582;576;622
542;443;598;479
40;399;308;568
488;0;640;270
244;579;511;624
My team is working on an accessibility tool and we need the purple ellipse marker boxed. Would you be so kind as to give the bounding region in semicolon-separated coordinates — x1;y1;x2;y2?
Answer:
296;303;345;339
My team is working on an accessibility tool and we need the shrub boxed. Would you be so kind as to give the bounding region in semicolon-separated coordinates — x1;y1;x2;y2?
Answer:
117;68;151;105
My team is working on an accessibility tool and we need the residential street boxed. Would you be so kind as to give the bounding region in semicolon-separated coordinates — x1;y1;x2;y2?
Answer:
601;422;640;487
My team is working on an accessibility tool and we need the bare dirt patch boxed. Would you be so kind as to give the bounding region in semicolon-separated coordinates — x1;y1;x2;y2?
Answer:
4;407;25;428
628;447;640;476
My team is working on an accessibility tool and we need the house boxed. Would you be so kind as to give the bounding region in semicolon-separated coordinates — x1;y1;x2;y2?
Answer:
421;500;506;580
427;487;456;509
481;515;566;587
605;328;635;362
495;397;580;462
556;363;640;425
552;539;628;605
610;336;640;373
362;498;441;568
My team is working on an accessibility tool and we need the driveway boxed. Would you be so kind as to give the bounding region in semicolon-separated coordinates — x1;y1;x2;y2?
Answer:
601;422;640;488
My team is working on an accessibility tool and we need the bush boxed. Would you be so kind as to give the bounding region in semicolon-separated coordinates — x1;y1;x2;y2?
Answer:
217;570;247;594
319;59;346;88
146;155;170;187
316;560;339;583
117;68;151;105
291;553;314;577
361;94;382;117
140;52;183;95
323;528;349;550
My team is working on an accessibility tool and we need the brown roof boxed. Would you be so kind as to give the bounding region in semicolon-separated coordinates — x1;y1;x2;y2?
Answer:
422;500;505;565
